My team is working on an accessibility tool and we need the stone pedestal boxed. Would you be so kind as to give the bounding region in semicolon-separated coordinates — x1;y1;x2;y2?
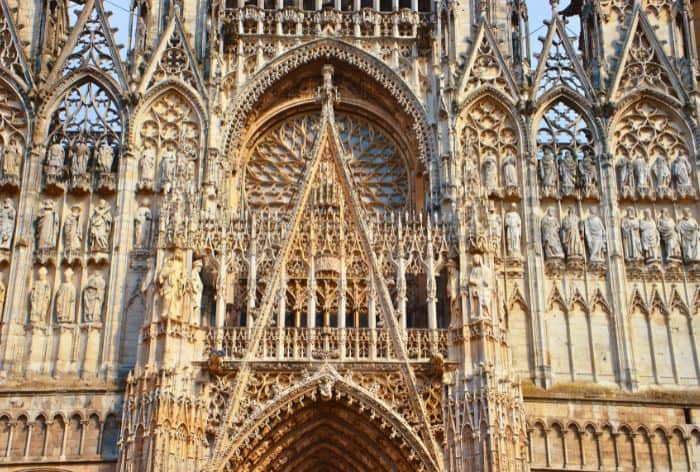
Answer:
27;324;48;374
81;323;102;378
54;324;75;375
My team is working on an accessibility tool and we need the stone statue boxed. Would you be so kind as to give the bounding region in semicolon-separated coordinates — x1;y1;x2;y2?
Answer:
55;268;76;324
134;200;153;249
0;198;15;250
29;266;51;324
37;200;60;250
578;151;597;197
487;204;502;253
63;206;82;252
541;207;564;259
89;200;112;252
583;207;606;262
672;153;693;197
83;272;106;323
633;154;650;198
158;256;187;320
678;208;700;262
559;150;577;197
97;143;115;174
652;156;672;199
202;184;218;223
501;153;517;194
639;209;660;262
468;254;491;319
139;147;156;189
159;148;176;193
616;155;635;199
621;208;642;261
2;138;21;179
482;154;498;195
560;208;583;259
47;142;65;180
505;204;521;257
72;139;90;179
657;208;681;262
188;259;204;325
539;150;558;197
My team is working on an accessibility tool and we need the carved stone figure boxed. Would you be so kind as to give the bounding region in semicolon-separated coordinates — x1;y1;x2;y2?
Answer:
55;268;76;324
639;209;660;262
0;198;15;250
160;148;176;193
72;139;90;180
539;150;558;197
633;154;650;198
97;142;115;174
63;206;82;252
83;272;106;323
46;142;65;180
202;184;218;223
29;267;51;325
134;200;153;249
89;200;112;252
504;204;521;257
2;138;21;180
657;208;681;262
501;153;517;195
583;207;606;262
578;151;597;197
139;147;156;189
616;155;635;199
652;156;672;199
158;256;187;320
560;208;583;259
672;153;693;197
468;254;491;318
482;154;498;195
621;207;642;261
678;208;700;262
188;260;203;325
37;200;60;250
559;150;577;197
541;207;564;260
487;203;502;253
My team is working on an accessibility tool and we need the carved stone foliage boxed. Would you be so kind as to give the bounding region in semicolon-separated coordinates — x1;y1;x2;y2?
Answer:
46;81;123;191
245;112;408;214
612;99;692;201
536;100;596;199
459;97;519;200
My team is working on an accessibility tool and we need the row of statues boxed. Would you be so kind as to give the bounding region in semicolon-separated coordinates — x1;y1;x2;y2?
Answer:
488;203;522;257
621;207;700;263
541;207;607;262
482;153;519;197
46;140;116;190
138;145;197;194
36;200;113;254
157;256;203;325
616;152;694;200
28;267;105;325
539;149;598;199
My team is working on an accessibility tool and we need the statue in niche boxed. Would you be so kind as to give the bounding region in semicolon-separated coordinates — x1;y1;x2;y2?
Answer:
541;207;564;260
672;152;693;198
639;209;660;262
139;147;156;190
29;267;51;325
583;207;606;262
37;200;60;251
561;207;583;259
46;142;65;181
539;149;558;197
482;154;498;196
633;153;650;198
159;148;176;194
71;138;90;183
658;208;681;262
502;153;517;195
0;198;15;250
55;268;76;324
158;255;187;320
487;202;502;254
504;203;521;257
89;200;112;252
559;150;577;197
578;151;597;198
447;264;461;328
202;184;218;224
83;272;106;323
678;208;700;262
621;208;642;261
97;142;115;174
134;200;153;249
468;254;491;319
2;138;22;181
652;155;672;199
63;206;82;253
188;259;203;325
616;155;635;199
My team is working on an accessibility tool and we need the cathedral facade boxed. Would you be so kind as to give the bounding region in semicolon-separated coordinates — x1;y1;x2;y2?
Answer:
0;0;698;470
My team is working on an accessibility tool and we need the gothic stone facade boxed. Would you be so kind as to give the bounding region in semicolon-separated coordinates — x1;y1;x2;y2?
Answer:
0;0;699;470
